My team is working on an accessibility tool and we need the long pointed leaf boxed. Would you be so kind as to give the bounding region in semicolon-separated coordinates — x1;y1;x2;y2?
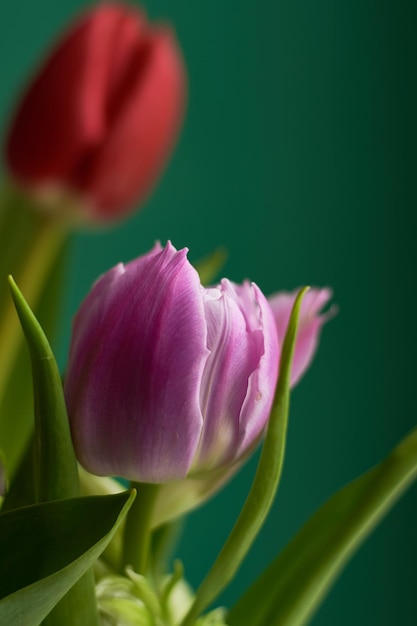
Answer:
1;244;70;510
8;277;98;624
0;253;67;484
8;275;78;502
227;427;417;626
0;186;67;478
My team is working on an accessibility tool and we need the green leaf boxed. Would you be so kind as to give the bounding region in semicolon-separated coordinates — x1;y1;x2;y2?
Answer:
227;427;417;626
1;245;70;511
180;288;309;626
0;184;69;481
122;482;160;575
1;437;35;512
193;248;227;285
8;276;78;503
0;344;34;481
8;277;100;625
0;490;135;626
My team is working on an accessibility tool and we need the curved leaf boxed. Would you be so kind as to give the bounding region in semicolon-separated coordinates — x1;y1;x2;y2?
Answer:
0;491;135;626
8;275;78;503
227;427;417;626
0;185;67;479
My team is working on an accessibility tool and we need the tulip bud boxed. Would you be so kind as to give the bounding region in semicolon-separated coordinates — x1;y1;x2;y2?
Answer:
64;242;279;484
268;287;335;386
6;3;186;223
150;288;334;524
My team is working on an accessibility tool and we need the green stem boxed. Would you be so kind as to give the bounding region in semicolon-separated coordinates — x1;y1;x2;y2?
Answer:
151;519;183;587
122;482;160;575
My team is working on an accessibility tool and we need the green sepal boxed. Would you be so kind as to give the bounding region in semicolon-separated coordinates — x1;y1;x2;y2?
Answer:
0;490;135;626
227;427;417;626
180;287;309;626
8;276;78;503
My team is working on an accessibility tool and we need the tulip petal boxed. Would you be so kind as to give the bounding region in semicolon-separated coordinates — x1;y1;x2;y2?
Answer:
269;287;334;386
7;5;138;180
6;4;186;222
65;243;207;483
79;26;186;219
235;283;280;457
192;281;278;473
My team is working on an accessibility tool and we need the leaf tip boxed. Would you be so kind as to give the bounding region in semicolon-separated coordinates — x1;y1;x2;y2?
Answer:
7;274;17;295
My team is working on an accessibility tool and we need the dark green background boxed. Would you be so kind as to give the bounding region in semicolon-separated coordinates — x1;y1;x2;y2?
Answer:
1;1;416;623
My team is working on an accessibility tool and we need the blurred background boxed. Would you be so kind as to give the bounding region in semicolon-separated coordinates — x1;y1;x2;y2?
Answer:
1;0;416;623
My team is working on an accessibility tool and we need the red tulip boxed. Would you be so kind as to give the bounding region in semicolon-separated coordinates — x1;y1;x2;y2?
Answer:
6;3;186;223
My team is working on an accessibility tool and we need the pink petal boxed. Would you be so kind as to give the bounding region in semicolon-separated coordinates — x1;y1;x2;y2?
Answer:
192;280;279;473
268;287;334;386
65;242;207;482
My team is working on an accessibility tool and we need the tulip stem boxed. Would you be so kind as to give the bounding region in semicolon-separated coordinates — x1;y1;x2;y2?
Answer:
122;481;160;575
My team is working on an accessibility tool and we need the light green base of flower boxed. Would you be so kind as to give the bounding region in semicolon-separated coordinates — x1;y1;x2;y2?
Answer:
96;564;228;626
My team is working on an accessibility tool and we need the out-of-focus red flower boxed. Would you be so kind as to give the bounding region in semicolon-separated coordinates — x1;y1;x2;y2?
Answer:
6;2;186;223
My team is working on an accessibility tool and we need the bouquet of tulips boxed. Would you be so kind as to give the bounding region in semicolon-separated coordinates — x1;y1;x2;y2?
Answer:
0;4;415;626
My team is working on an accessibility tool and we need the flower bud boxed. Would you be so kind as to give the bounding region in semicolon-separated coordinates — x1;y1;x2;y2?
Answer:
64;243;279;483
6;3;186;223
268;287;335;386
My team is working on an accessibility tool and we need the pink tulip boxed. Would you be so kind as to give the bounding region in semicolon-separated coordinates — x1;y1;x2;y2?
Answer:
6;3;186;223
64;243;279;483
268;287;334;386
